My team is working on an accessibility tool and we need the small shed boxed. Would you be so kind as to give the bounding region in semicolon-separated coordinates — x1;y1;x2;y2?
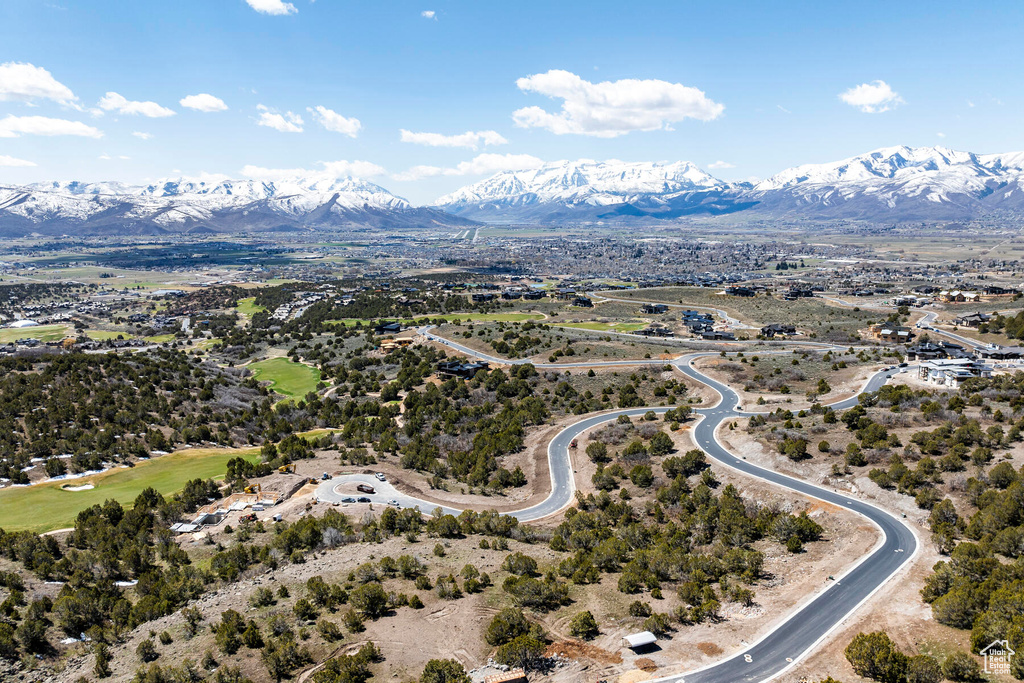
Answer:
622;631;657;649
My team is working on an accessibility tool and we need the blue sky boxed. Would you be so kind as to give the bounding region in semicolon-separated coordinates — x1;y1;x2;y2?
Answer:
0;0;1022;203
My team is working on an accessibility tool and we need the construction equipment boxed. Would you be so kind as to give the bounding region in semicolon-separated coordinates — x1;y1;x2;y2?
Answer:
243;483;261;495
278;464;295;474
239;513;257;523
309;478;319;485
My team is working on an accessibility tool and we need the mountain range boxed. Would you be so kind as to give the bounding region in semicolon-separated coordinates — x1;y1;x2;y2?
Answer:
2;146;1023;235
0;176;475;236
434;147;1024;223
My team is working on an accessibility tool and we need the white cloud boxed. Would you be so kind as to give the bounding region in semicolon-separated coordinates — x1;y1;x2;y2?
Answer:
99;92;176;117
308;106;361;137
132;131;152;140
0;155;36;167
400;129;507;150
421;10;436;19
180;93;228;112
512;69;723;137
241;160;386;180
937;132;946;138
967;100;975;108
0;62;76;104
838;80;903;113
0;114;102;138
393;153;543;181
245;0;297;15
708;161;734;169
777;105;791;114
256;106;303;133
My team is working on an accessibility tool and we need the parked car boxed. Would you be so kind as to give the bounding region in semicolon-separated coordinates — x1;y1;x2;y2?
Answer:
341;497;356;503
357;484;375;494
374;472;386;482
387;499;400;507
357;497;371;503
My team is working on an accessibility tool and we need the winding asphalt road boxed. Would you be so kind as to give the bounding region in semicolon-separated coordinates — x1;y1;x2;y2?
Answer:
317;328;920;682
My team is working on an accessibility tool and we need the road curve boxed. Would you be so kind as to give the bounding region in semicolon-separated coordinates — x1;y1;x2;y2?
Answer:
318;332;919;682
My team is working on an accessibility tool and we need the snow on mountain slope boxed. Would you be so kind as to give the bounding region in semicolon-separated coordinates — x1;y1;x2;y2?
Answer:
753;146;983;190
433;147;1024;223
746;146;1024;219
434;159;725;209
0;174;453;235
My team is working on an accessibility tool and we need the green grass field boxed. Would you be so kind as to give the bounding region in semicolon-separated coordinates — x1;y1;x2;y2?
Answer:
249;357;321;398
0;447;261;533
85;330;127;341
144;334;176;344
236;297;267;317
0;324;71;344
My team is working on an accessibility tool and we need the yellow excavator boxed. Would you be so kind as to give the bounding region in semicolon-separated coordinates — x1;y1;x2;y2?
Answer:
278;463;295;474
244;483;261;495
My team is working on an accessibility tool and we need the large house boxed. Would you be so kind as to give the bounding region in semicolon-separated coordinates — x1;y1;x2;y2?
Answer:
641;303;669;314
437;361;490;379
918;359;990;389
761;323;797;338
905;341;970;361
939;290;980;303
953;312;991;328
873;324;913;344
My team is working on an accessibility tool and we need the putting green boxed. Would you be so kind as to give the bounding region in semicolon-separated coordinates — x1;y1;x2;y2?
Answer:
249;357;321;398
236;297;267;317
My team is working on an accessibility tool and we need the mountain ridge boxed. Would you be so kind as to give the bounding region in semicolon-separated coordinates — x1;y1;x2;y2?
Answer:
434;146;1024;224
0;175;475;236
4;146;1024;234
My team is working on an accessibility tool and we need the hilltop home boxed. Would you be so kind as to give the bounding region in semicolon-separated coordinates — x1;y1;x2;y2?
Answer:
437;361;489;379
761;323;797;338
641;303;669;314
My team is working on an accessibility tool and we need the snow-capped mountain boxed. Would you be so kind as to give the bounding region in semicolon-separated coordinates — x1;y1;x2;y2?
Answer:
0;175;474;236
743;146;1024;220
434;147;1024;224
433;160;738;222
